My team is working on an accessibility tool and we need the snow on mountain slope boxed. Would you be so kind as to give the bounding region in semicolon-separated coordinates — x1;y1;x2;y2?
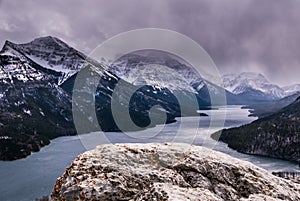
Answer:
3;36;87;85
283;84;300;96
0;45;47;84
222;72;286;99
108;50;204;93
121;63;196;93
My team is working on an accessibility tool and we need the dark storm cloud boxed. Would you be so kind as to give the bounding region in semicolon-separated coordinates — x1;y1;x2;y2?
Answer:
162;0;300;86
0;0;299;86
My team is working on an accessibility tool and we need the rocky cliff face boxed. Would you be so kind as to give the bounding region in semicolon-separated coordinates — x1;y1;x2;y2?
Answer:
51;143;300;201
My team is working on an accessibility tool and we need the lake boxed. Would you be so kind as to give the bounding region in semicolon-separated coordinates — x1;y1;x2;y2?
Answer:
0;106;299;201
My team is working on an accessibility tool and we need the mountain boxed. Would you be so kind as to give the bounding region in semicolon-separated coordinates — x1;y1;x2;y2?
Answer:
109;51;298;105
283;84;300;96
212;96;300;164
0;37;208;160
51;143;300;200
107;49;245;106
64;64;182;132
6;36;298;161
222;72;286;102
108;50;203;93
3;36;88;85
0;40;76;160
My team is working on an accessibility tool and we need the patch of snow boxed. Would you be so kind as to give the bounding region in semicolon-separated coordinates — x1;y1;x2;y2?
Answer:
23;109;32;116
0;136;12;140
39;108;45;116
0;50;15;57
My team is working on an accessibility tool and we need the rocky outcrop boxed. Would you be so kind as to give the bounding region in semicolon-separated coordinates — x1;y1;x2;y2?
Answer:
51;143;300;201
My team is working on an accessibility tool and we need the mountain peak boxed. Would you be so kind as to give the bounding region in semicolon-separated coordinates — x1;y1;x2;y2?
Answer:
3;40;15;47
0;36;88;85
29;36;70;49
108;49;203;93
0;36;69;56
1;36;69;52
0;40;17;53
222;72;285;99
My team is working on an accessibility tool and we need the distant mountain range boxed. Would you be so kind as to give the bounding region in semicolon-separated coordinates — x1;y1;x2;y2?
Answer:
107;50;235;106
109;51;300;104
283;84;300;96
1;36;300;161
222;72;300;101
107;51;300;105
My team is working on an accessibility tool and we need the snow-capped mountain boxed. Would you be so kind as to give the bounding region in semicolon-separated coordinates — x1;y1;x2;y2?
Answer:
106;50;276;104
3;36;87;85
108;50;204;93
0;40;62;84
117;63;196;93
283;84;300;96
222;72;286;100
0;37;202;160
0;40;76;160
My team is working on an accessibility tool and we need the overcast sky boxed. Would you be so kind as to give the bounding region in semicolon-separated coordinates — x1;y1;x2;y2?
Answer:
0;0;299;86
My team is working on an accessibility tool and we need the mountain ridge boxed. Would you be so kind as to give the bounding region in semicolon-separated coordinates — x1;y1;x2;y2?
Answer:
222;72;300;101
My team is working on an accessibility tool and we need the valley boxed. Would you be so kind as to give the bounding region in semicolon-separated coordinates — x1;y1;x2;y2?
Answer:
1;36;300;165
1;106;299;201
2;1;300;200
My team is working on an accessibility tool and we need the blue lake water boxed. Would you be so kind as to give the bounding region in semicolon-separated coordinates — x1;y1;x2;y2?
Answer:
0;106;298;201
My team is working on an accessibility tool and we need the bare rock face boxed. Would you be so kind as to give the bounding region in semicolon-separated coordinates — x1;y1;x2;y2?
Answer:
51;143;300;201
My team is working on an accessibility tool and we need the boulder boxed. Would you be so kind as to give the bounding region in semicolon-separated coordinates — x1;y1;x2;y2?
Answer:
51;143;300;201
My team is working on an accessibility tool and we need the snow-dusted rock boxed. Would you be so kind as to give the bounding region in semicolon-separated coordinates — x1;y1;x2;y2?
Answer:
51;143;300;201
